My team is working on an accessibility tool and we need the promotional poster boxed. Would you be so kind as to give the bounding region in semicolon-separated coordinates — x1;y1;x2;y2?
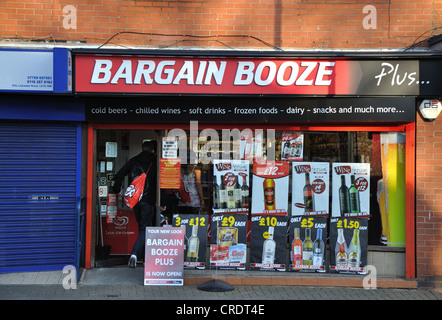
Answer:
332;163;370;218
210;214;248;270
249;215;288;271
329;217;368;275
144;227;185;286
251;161;290;215
172;214;208;270
281;131;303;161
289;216;327;272
291;162;329;217
213;160;250;214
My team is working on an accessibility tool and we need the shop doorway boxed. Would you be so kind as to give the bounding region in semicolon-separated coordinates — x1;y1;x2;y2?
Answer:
93;129;159;266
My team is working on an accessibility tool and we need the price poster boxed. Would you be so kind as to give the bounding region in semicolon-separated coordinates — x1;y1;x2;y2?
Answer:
329;217;368;275
210;214;248;270
144;226;185;286
172;214;208;270
332;163;370;218
251;161;290;215
281;131;304;161
289;216;327;272
292;162;329;217
249;215;288;271
213;160;249;214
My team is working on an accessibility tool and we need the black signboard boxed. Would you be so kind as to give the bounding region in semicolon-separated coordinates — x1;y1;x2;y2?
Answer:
85;97;415;123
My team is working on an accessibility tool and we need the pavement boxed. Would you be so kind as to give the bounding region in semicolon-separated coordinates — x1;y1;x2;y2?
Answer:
1;266;441;304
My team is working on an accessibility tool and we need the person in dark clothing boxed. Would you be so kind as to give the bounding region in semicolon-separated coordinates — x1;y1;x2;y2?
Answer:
113;140;157;268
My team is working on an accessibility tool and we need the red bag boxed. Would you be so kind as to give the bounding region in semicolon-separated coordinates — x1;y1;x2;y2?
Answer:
124;163;152;208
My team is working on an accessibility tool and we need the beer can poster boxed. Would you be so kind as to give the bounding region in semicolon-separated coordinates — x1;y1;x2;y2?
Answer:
210;214;247;270
281;131;304;161
144;226;185;286
332;163;370;218
329;217;368;275
249;215;288;271
292;162;329;217
289;216;327;272
213;160;249;214
172;214;208;270
251;161;290;215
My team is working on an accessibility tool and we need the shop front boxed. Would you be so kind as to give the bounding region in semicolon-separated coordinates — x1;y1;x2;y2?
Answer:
73;50;441;281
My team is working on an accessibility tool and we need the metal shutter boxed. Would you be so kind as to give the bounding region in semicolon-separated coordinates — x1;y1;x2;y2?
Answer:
0;123;81;273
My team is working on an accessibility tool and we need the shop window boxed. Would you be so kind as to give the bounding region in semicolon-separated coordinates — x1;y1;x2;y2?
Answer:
94;128;406;254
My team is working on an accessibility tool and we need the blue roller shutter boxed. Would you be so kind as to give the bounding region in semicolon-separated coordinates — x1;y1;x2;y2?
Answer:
0;123;81;273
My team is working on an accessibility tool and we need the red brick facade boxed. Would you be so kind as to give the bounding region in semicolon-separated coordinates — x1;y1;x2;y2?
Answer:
0;0;440;50
1;0;441;285
416;115;442;285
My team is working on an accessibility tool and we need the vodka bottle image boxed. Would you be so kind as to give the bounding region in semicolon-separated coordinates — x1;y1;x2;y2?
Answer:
186;224;199;262
262;226;276;264
348;229;361;268
302;228;313;265
312;228;324;267
349;175;361;213
335;228;348;267
291;227;303;269
213;176;220;209
339;175;350;216
219;175;227;209
263;178;275;210
241;175;249;208
303;172;315;212
234;175;242;208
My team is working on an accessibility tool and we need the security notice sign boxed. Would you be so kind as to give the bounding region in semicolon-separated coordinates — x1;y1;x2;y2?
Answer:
144;227;185;286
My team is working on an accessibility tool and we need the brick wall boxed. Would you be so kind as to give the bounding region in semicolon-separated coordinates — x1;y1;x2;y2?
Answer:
0;0;440;50
416;114;442;284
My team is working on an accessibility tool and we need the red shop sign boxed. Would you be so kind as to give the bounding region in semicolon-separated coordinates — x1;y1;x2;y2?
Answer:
74;55;358;95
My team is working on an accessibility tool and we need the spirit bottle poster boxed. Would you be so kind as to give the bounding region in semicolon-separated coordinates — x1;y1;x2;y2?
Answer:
329;217;368;275
251;161;290;215
332;163;370;218
210;214;248;270
249;215;288;271
172;214;208;270
213;160;249;214
281;131;303;161
289;216;327;272
292;162;329;217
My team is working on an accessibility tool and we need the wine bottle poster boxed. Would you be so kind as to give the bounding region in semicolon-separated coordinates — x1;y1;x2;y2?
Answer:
292;162;330;217
289;216;327;272
281;131;304;161
251;161;290;215
209;214;248;270
331;163;370;218
212;159;250;214
329;217;368;275
172;214;208;270
249;215;288;271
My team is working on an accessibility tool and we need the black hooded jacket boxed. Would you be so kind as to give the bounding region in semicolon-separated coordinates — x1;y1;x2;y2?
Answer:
113;151;157;206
